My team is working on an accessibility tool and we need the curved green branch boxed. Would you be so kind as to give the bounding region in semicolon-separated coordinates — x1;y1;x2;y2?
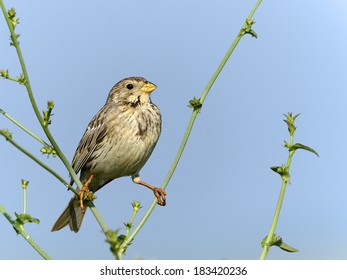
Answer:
0;203;51;259
0;1;109;238
118;0;264;258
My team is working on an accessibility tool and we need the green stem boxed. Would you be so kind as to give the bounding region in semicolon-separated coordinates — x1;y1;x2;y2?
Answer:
89;204;109;233
119;0;263;257
118;110;199;257
0;204;52;259
260;138;295;260
3;75;18;82
259;182;286;259
0;131;109;232
200;0;262;105
0;108;50;147
117;203;141;260
126;206;139;238
23;186;27;214
0;0;80;189
1;1;108;237
0;130;76;194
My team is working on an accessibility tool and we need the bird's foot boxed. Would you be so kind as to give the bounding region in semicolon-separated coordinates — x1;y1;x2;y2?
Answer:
132;176;167;206
79;174;94;210
153;188;166;206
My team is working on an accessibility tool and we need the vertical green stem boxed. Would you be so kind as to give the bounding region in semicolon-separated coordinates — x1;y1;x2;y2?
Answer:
0;0;81;188
23;187;27;214
1;1;109;240
259;129;295;259
259;182;287;259
116;202;141;260
119;0;263;257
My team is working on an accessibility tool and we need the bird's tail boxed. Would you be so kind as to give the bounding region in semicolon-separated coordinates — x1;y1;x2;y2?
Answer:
51;197;86;233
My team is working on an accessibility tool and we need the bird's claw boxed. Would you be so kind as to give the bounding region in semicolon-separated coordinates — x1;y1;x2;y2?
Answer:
154;188;166;206
79;175;94;210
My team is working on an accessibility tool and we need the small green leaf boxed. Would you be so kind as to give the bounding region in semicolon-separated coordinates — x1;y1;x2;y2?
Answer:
188;97;202;112
289;143;319;157
283;112;300;136
40;145;57;157
284;112;300;123
17;73;26;85
47;100;55;110
9;34;20;47
14;212;40;225
277;240;299;253
8;8;16;18
260;236;271;248
240;18;258;38
42;100;55;127
261;234;279;248
271;165;290;183
81;191;96;203
131;201;142;212
106;229;129;257
8;8;20;28
272;236;299;253
0;69;9;79
124;222;132;231
247;29;258;38
13;213;40;234
261;234;298;253
0;129;13;140
21;179;29;190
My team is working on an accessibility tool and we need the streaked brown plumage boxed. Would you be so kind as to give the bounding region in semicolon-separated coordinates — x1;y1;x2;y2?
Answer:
51;77;165;233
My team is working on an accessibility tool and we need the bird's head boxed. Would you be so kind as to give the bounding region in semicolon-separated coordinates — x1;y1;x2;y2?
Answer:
107;76;157;106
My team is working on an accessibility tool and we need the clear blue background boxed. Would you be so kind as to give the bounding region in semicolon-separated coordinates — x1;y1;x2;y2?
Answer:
1;1;347;259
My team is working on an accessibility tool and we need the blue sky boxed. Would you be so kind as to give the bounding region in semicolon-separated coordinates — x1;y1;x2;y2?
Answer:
1;1;347;259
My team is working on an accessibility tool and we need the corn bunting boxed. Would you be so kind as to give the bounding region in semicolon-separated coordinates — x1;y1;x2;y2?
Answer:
51;77;165;232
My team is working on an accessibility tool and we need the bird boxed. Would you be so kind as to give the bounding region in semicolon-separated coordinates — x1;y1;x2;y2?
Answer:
51;76;165;232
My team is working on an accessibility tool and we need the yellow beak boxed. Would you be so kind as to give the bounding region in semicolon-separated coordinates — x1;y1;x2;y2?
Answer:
140;82;157;93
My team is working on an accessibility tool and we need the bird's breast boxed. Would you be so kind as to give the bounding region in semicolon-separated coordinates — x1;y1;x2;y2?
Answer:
86;104;161;181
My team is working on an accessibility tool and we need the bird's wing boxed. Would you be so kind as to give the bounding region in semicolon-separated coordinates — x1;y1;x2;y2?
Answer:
70;105;108;184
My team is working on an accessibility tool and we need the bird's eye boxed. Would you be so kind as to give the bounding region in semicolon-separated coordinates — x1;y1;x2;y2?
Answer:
126;84;134;90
